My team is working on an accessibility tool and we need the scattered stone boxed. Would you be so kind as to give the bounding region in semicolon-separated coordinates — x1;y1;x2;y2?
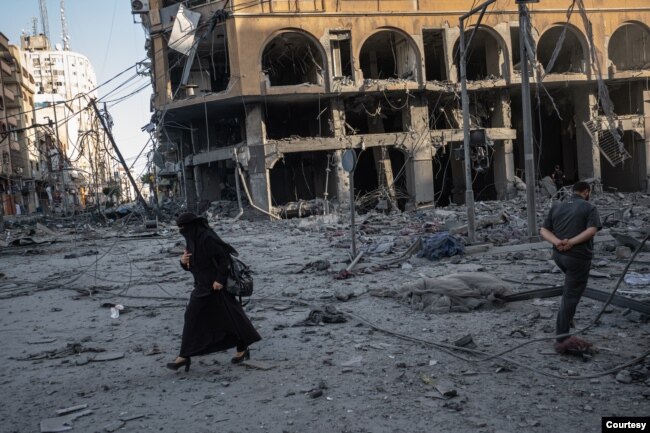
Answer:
241;360;274;370
103;420;126;432
615;370;633;384
454;334;477;349
309;389;323;398
341;356;363;367
91;352;125;362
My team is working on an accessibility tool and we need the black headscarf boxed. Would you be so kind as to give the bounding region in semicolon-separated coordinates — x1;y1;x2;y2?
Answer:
176;213;237;257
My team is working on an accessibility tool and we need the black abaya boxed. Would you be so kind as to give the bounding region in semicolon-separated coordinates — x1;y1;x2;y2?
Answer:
178;222;261;358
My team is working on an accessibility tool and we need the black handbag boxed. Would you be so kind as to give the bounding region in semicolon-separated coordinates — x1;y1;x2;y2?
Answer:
226;254;253;301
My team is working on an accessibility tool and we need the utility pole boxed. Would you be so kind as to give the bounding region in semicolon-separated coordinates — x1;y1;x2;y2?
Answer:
517;0;539;239
459;0;496;243
90;100;150;210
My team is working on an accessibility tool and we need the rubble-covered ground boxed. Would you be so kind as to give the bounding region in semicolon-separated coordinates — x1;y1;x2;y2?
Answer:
1;192;649;433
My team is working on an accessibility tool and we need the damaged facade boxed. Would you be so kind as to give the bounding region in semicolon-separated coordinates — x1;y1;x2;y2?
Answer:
139;0;650;215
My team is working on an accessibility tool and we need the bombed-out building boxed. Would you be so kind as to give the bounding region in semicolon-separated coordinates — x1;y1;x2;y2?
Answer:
137;0;650;216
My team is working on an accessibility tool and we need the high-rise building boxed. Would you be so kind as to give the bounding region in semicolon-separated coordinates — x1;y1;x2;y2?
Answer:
21;34;116;213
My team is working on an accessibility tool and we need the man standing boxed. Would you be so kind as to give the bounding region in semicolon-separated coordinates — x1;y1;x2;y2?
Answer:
540;181;602;353
551;165;565;192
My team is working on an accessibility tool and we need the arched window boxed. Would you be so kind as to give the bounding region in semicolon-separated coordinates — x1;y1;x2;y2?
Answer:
537;26;587;74
359;30;418;81
262;31;325;86
609;23;650;71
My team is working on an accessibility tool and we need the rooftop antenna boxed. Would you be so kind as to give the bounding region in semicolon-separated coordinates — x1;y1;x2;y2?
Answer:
39;0;50;40
60;0;70;50
31;17;38;36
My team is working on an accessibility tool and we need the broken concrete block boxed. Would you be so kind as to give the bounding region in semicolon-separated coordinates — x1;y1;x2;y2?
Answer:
615;370;633;384
90;352;125;362
615;246;632;259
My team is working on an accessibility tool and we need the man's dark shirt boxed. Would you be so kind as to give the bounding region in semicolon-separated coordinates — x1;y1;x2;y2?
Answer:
542;194;602;260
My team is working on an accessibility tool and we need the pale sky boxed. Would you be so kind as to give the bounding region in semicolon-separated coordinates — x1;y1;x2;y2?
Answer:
1;0;152;177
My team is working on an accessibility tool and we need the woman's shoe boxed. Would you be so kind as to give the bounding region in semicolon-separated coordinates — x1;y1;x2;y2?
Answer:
166;357;191;372
231;349;250;364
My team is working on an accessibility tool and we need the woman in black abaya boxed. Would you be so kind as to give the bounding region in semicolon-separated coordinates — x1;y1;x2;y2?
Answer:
167;213;261;371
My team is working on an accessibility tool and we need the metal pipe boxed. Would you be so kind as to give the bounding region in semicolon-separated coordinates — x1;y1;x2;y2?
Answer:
459;16;476;243
518;0;538;238
236;167;280;220
232;152;244;221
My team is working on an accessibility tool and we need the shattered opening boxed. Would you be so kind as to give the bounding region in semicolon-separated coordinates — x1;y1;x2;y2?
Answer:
359;30;418;80
168;28;230;97
269;151;335;206
344;96;409;134
262;31;325;86
600;131;646;192
428;94;458;130
353;147;409;212
423;29;447;81
433;145;453;206
265;100;332;139
608;23;650;71
537;26;586;74
453;28;505;81
531;93;579;183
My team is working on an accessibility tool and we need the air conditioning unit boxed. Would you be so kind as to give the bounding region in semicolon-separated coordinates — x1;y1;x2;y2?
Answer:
131;0;150;14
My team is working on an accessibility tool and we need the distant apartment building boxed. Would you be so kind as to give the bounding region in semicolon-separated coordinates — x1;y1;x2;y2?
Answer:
0;32;51;216
137;0;650;216
21;34;116;212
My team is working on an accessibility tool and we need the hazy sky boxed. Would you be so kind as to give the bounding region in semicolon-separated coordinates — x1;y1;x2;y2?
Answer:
1;0;152;176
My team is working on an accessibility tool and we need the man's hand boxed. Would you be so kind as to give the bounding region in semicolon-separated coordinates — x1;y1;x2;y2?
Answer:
212;281;223;291
181;250;191;267
556;239;572;251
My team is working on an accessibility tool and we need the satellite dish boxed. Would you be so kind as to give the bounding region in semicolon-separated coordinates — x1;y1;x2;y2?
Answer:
341;149;357;173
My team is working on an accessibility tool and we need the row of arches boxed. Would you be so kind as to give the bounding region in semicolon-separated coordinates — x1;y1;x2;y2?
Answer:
260;21;650;86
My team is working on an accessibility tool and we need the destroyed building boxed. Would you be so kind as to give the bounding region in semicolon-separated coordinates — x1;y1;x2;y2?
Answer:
137;0;650;215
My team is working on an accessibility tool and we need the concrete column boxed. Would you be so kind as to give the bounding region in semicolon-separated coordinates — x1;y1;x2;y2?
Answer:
573;88;601;180
330;98;350;205
403;94;434;205
492;91;516;199
444;27;460;83
642;90;650;192
245;104;271;214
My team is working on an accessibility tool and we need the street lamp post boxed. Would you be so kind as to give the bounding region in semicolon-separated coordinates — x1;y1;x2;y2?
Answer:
517;0;540;239
459;0;497;244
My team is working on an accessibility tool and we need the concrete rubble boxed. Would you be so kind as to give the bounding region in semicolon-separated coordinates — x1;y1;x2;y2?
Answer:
1;191;649;432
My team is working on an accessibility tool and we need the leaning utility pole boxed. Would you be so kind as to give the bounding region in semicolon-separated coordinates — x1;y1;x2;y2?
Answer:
517;0;539;238
459;0;497;243
90;100;150;210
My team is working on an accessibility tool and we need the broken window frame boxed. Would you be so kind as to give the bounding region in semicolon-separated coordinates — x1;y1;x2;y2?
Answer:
330;30;354;81
422;28;448;82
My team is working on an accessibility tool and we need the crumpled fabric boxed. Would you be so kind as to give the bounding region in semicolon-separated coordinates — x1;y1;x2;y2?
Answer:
369;272;512;313
293;305;347;326
554;336;594;356
417;232;464;260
